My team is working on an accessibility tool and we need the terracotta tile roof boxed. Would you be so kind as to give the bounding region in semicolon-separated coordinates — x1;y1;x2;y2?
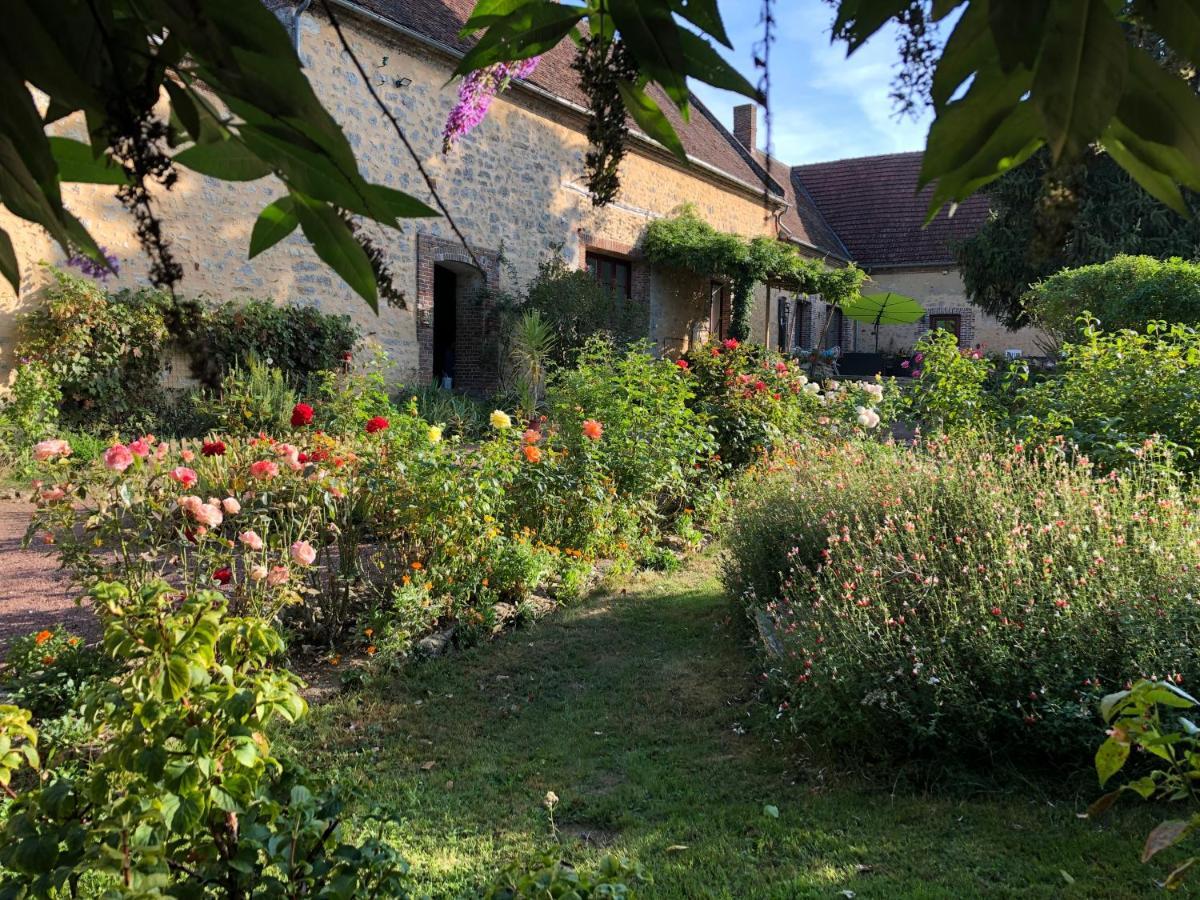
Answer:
744;149;848;259
347;0;772;192
791;151;990;268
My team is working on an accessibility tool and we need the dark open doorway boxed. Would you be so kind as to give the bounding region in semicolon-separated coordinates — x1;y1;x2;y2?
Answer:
432;264;456;385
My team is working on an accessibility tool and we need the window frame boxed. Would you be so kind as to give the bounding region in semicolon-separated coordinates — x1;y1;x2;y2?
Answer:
928;313;963;343
585;250;633;300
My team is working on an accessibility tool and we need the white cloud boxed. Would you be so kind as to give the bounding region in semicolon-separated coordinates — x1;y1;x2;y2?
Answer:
689;0;933;163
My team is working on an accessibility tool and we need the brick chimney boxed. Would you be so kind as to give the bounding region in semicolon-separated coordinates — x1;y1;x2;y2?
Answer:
733;104;757;151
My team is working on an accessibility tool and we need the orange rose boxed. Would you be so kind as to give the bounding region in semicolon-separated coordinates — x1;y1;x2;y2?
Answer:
522;444;542;464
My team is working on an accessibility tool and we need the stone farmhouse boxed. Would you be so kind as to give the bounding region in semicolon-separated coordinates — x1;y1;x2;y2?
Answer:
0;0;1042;389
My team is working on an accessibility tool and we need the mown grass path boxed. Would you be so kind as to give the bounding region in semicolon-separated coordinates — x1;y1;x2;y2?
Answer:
288;557;1186;898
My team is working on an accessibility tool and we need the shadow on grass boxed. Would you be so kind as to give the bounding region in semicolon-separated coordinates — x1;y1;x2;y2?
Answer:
285;559;1187;899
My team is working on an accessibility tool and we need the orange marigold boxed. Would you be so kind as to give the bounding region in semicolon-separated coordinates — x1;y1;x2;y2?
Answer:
34;630;53;645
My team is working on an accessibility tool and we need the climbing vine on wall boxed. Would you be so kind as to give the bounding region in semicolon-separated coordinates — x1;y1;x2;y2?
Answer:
642;208;863;340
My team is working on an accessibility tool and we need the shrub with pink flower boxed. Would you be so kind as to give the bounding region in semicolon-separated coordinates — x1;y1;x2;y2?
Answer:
34;439;71;461
103;444;134;473
728;437;1200;768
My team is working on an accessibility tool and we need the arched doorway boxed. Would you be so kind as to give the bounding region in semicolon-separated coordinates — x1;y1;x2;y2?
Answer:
416;234;501;394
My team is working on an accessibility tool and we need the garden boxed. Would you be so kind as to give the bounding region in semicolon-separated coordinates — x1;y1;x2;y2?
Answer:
2;253;1200;896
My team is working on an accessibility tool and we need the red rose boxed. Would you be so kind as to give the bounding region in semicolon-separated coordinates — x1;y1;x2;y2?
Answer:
675;359;689;369
365;416;390;434
201;440;226;457
291;403;314;427
722;338;740;350
298;452;309;463
213;566;233;585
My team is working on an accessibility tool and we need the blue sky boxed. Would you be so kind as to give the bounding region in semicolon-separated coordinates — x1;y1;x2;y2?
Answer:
688;1;933;164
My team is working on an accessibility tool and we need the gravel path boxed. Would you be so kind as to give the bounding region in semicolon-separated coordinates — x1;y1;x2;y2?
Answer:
0;498;95;651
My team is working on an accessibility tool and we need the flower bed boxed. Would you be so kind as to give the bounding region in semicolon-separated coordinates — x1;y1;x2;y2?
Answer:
727;437;1200;767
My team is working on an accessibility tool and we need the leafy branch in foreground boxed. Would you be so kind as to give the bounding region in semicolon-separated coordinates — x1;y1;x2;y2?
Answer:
0;0;441;311
833;0;1200;220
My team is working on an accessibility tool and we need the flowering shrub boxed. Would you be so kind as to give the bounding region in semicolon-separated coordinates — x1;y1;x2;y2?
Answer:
728;437;1200;766
1008;320;1200;473
899;329;995;434
682;339;892;469
0;580;411;896
542;338;714;548
1;627;116;720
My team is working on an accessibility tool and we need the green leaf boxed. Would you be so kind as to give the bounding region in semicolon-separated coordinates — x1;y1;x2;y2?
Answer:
1030;0;1127;162
932;0;992;107
1165;857;1199;891
1132;0;1200;74
678;30;760;101
166;656;192;701
453;3;584;76
617;82;686;162
832;0;910;53
48;137;128;185
174;139;273;181
988;0;1052;71
763;804;780;818
163;80;227;146
1095;737;1130;787
461;0;547;32
1143;819;1194;862
1116;48;1200;180
670;0;732;48
292;193;378;313
609;0;689;108
365;184;439;220
249;196;299;259
1099;688;1132;723
0;227;18;293
1102;121;1190;215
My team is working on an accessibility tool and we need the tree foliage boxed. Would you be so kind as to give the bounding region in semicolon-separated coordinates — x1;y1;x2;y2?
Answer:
832;0;1200;220
956;150;1200;327
1027;255;1200;335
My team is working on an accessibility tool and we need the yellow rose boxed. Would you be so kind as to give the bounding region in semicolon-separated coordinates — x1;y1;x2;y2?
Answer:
427;425;443;443
489;409;512;430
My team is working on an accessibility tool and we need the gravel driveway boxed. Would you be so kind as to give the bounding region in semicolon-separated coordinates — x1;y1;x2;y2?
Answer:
0;498;95;651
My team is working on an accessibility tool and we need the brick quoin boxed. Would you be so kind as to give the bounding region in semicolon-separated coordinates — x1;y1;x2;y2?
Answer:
416;232;501;395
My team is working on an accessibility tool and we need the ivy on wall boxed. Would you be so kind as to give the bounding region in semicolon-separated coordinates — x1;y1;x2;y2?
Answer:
642;208;863;340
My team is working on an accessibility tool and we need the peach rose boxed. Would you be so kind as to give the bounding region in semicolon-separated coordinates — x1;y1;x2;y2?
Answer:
104;444;134;472
290;540;316;566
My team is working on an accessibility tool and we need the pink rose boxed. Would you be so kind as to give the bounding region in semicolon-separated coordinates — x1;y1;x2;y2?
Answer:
129;438;151;458
249;564;269;582
104;444;134;472
195;503;223;528
168;466;198;488
249;460;279;480
290;540;316;566
39;486;66;503
34;439;71;461
180;449;195;462
155;443;170;461
222;497;241;515
239;530;264;551
267;566;290;586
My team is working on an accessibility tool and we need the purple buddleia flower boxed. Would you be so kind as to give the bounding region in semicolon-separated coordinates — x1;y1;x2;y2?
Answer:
442;57;541;153
65;247;120;282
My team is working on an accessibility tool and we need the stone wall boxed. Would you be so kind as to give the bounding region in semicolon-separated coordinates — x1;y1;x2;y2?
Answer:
847;267;1048;356
0;7;776;383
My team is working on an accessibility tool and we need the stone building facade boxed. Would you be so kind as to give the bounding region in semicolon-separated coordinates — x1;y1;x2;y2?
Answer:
0;0;780;387
0;2;1043;388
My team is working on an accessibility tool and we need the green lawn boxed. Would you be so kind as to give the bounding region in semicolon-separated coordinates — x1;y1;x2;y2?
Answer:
285;556;1190;898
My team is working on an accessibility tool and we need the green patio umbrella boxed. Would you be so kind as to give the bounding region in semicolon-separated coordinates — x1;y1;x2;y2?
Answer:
842;292;926;352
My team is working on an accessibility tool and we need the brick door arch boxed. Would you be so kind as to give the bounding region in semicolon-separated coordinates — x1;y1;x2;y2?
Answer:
416;233;501;394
